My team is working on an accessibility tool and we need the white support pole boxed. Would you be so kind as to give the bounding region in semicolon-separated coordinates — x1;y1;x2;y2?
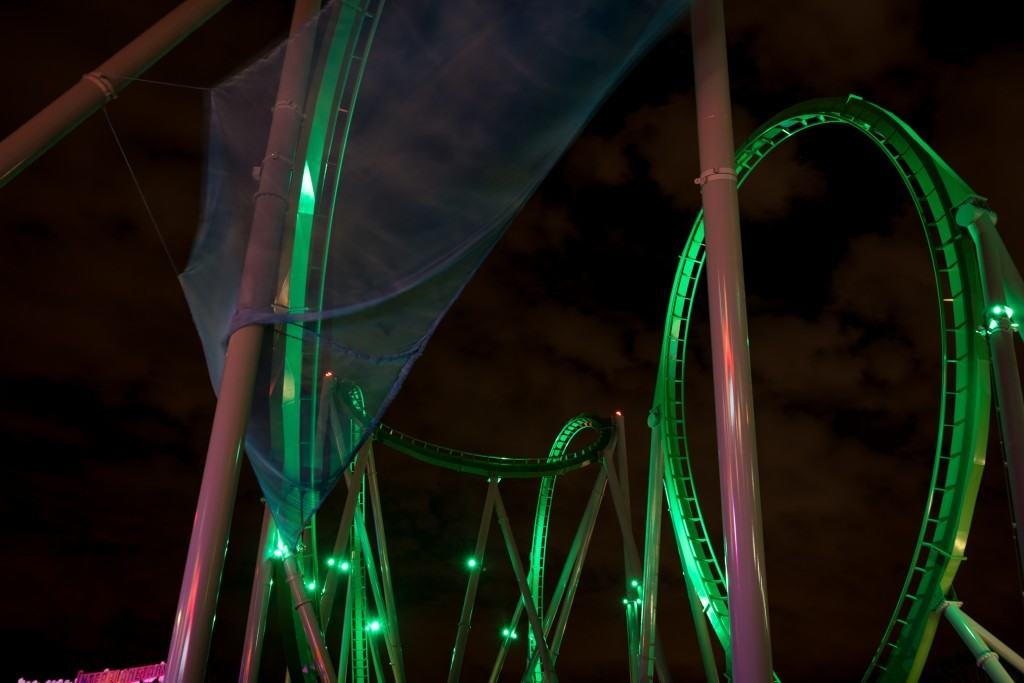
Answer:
321;444;371;624
365;449;407;682
690;0;773;678
493;487;559;681
239;507;276;683
638;417;666;682
283;554;338;683
166;324;262;683
522;465;608;676
0;0;230;188
958;609;1024;676
353;508;401;675
940;602;1015;683
166;1;321;679
449;483;498;683
337;568;353;682
604;443;673;682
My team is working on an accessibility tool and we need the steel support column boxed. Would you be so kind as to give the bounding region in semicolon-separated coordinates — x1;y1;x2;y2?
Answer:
0;0;230;187
638;417;666;682
691;0;773;678
493;487;558;681
941;602;1014;683
283;554;338;682
959;204;1024;593
166;1;321;678
448;483;498;683
239;507;276;683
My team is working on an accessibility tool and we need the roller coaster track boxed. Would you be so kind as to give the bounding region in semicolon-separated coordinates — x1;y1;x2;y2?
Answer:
655;95;991;682
276;0;386;510
265;6;623;675
271;7;998;677
372;415;614;478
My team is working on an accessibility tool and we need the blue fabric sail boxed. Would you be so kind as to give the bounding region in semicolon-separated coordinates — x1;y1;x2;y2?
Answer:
181;0;687;546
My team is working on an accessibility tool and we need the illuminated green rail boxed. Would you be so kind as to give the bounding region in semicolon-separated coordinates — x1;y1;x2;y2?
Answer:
372;415;613;479
526;416;603;681
276;0;386;518
656;95;991;682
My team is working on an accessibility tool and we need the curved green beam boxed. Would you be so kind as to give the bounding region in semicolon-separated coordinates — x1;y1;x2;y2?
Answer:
325;378;615;479
277;0;386;521
372;415;614;479
656;94;991;682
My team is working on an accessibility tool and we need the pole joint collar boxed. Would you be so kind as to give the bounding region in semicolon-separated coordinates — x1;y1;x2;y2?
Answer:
976;650;1000;668
82;71;118;102
694;167;737;186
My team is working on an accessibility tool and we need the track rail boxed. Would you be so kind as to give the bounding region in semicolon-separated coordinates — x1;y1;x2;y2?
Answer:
655;95;991;682
371;415;613;479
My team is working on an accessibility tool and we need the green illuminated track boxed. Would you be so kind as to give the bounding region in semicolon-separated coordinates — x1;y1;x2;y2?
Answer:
276;0;386;505
656;95;991;682
373;415;613;479
526;416;605;680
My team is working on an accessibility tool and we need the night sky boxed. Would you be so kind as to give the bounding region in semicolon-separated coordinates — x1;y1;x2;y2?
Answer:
3;1;1024;681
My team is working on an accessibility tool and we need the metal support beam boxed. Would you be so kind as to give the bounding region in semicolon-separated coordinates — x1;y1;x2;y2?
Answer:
522;464;608;678
604;446;672;682
638;418;666;682
611;413;639;683
365;448;406;682
487;600;523;683
958;608;1024;675
493;486;558;681
353;508;401;677
0;0;230;188
614;412;632;521
691;0;773;678
283;554;338;683
239;507;276;683
940;602;1014;683
167;324;261;682
683;567;720;683
321;441;371;624
337;566;354;682
959;204;1024;594
166;2;321;679
449;483;498;683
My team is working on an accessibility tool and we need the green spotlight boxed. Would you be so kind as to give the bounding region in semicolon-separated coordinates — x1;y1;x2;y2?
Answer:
340;561;351;572
326;557;336;567
367;620;382;633
466;557;478;569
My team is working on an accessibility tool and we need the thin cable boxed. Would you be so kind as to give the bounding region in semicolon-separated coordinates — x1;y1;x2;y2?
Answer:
108;74;212;92
102;107;180;275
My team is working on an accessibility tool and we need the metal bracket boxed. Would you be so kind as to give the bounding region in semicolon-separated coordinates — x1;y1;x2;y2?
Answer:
274;99;306;120
82;71;117;102
693;166;737;186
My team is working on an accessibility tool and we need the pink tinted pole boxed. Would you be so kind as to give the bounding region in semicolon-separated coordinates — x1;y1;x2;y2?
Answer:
165;0;322;679
0;0;230;188
690;0;774;679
